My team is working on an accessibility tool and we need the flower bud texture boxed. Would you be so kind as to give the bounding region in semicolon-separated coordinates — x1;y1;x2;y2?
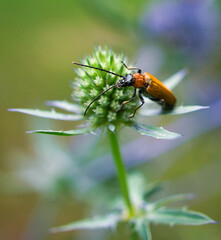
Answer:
72;47;139;127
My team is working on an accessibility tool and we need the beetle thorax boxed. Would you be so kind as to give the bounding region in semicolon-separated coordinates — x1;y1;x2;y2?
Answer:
132;73;148;88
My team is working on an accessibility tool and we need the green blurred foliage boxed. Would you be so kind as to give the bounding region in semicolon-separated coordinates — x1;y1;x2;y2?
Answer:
1;0;221;240
0;0;138;164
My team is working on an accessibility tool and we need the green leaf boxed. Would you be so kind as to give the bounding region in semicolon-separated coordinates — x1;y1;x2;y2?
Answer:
128;173;147;206
132;123;181;140
50;214;121;233
135;220;152;240
149;194;194;210
8;108;82;121
139;105;209;116
128;175;161;206
27;127;93;136
148;208;216;226
143;182;162;200
46;100;82;114
163;69;188;90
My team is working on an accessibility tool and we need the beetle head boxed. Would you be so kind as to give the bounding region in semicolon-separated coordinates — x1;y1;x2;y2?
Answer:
116;74;134;88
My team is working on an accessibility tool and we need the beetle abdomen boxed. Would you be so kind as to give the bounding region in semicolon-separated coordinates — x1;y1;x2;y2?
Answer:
145;73;176;109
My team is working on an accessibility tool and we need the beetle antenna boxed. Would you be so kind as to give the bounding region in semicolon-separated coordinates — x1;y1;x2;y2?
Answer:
84;84;117;116
73;62;124;78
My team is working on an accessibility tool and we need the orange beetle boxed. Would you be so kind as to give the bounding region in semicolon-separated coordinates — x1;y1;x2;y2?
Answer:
73;61;176;118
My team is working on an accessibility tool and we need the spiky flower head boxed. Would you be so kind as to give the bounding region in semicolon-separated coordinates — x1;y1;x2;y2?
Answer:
9;46;208;139
72;46;138;128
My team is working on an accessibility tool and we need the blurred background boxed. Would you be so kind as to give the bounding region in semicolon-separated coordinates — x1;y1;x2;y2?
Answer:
1;0;221;239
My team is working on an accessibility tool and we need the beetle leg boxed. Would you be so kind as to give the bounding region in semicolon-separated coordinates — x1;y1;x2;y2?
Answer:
121;61;141;74
128;90;145;118
116;88;137;113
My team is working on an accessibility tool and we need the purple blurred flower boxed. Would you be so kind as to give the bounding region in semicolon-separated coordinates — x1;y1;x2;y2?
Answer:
141;0;218;56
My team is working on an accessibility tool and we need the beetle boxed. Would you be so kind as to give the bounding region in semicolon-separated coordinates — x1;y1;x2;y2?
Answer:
73;61;176;118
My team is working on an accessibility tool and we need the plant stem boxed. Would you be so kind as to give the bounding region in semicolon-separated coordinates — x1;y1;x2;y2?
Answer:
108;128;134;217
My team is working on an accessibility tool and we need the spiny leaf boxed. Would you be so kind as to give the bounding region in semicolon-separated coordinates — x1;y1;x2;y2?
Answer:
46;100;82;114
135;219;152;240
50;214;121;233
148;208;216;226
148;194;194;210
163;69;188;90
132;123;181;140
128;173;147;206
140;105;209;116
27;127;93;136
143;182;162;200
8;108;82;121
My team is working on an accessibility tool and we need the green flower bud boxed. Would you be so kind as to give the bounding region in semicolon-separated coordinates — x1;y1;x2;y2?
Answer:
72;46;139;128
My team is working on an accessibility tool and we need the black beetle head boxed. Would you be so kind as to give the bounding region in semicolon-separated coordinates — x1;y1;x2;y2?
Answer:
117;74;134;88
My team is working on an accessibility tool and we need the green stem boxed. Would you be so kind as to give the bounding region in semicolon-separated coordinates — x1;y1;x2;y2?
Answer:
108;128;134;217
